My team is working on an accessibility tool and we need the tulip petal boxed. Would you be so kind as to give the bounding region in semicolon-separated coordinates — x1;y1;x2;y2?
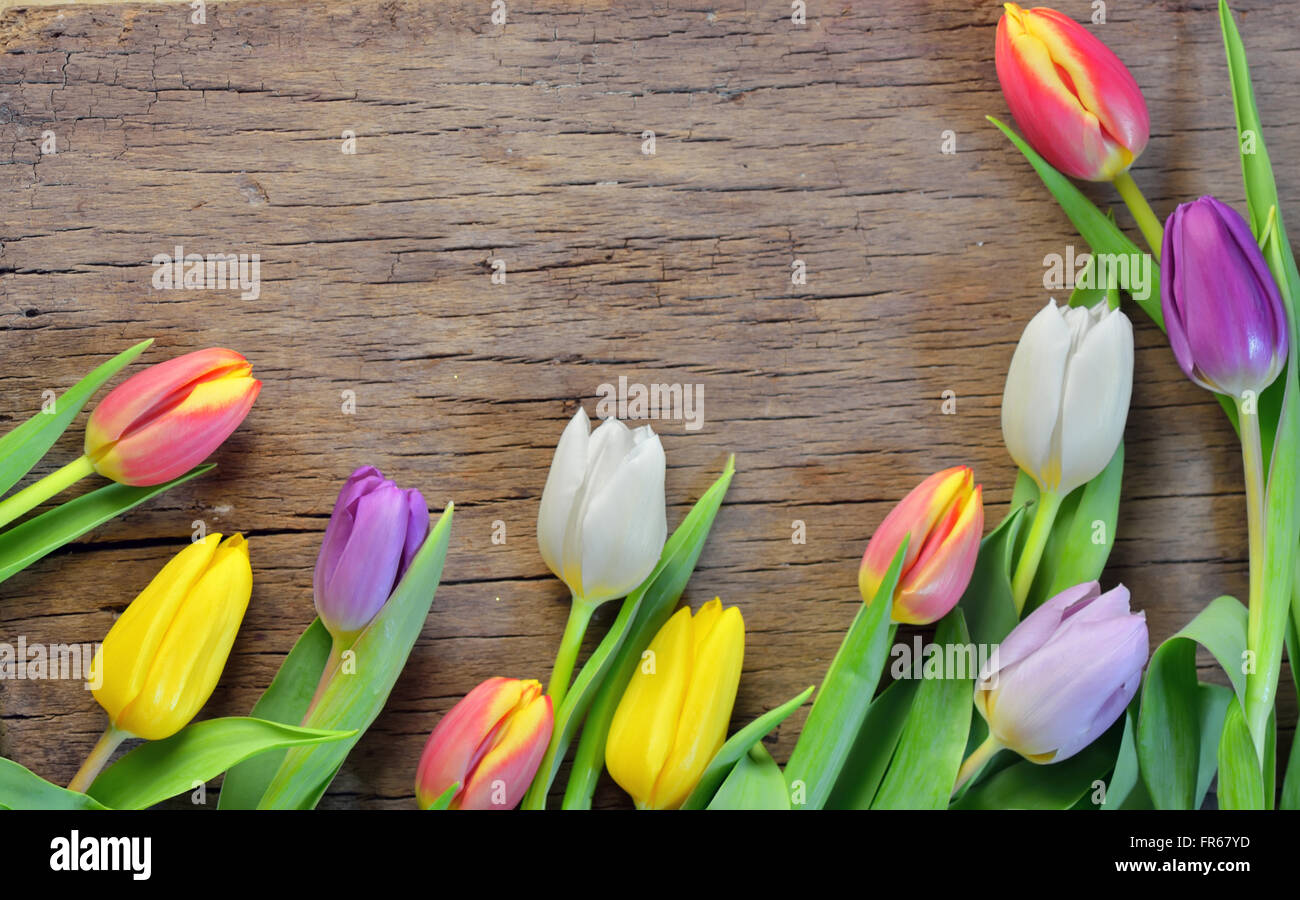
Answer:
1056;306;1133;494
414;677;526;808
113;534;252;740
979;581;1101;683
651;605;745;810
536;408;590;586
1002;301;1072;488
92;534;223;729
316;484;411;635
576;430;667;604
894;484;984;625
458;691;553;810
606;606;694;808
313;467;386;599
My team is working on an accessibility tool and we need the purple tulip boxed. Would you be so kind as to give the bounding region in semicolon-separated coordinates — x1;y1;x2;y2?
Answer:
974;581;1147;764
314;466;429;638
1162;196;1289;398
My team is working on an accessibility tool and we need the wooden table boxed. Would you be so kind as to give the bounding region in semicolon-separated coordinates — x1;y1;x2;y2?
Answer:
0;0;1294;809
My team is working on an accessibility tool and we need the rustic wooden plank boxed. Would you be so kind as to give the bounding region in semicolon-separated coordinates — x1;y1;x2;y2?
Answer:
0;0;1295;809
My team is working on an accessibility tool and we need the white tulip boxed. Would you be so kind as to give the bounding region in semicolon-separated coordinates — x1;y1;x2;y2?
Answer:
1001;299;1133;496
537;407;667;606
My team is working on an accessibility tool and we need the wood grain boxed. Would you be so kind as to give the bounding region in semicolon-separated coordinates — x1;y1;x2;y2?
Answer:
0;0;1294;809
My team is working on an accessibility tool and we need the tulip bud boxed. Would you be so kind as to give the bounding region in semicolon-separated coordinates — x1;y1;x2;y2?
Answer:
537;408;667;606
858;466;984;625
975;581;1147;763
605;599;744;810
314;466;429;641
85;348;261;486
1002;299;1133;496
89;533;253;741
414;677;554;810
996;3;1149;181
1161;196;1289;399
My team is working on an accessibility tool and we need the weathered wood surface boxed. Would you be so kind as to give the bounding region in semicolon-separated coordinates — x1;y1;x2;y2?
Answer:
0;0;1294;809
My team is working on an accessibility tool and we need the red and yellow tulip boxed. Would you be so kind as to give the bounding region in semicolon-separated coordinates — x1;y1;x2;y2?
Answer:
995;3;1148;182
414;677;554;810
85;347;261;486
858;466;983;625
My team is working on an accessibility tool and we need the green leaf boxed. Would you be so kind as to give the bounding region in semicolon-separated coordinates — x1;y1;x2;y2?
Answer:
546;457;735;810
1196;684;1233;808
952;718;1123;810
958;504;1025;647
872;609;974;809
987;116;1161;327
0;464;214;588
1217;699;1264;810
255;504;453;809
1282;618;1300;809
707;743;790;810
783;540;907;810
1137;595;1247;809
679;684;814;810
826;678;919;809
1101;703;1142;810
0;757;109;810
217;618;333;809
88;717;353;810
0;339;152;499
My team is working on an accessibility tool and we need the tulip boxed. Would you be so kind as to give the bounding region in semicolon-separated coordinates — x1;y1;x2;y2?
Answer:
1002;299;1133;611
995;5;1163;255
1161;196;1288;400
314;466;429;641
70;533;253;792
0;347;261;534
955;581;1147;791
996;4;1148;182
537;407;667;705
605;599;744;810
858;466;983;625
86;347;261;486
414;677;554;810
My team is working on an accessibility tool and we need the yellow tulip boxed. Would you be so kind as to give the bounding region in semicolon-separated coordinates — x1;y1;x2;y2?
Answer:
605;598;744;810
90;533;252;741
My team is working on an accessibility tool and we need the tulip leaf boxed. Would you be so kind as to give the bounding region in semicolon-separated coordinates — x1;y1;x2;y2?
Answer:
872;608;973;809
0;463;214;588
825;678;919;809
1137;595;1247;809
783;540;907;810
951;717;1124;810
1024;444;1124;615
217;618;333;810
1283;620;1300;809
707;743;790;810
680;684;814;810
987;116;1161;328
957;504;1024;646
1101;703;1143;809
87;717;354;810
0;339;152;500
1216;699;1264;810
255;504;453;809
0;757;109;810
539;457;735;810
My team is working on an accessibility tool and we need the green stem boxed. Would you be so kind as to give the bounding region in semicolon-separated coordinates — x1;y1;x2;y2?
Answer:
1112;171;1164;261
0;455;96;531
302;640;345;724
1239;399;1274;755
546;595;596;710
67;723;127;794
953;734;1003;795
1010;489;1064;615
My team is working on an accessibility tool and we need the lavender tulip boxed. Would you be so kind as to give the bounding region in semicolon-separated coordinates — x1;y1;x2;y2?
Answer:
1162;196;1289;399
314;466;429;640
957;582;1147;789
